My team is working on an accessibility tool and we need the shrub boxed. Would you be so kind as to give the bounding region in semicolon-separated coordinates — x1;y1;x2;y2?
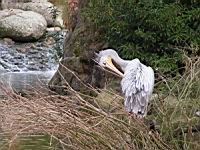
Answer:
83;0;200;75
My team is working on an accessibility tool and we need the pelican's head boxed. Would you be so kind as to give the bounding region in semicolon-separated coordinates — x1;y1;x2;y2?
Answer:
96;49;123;77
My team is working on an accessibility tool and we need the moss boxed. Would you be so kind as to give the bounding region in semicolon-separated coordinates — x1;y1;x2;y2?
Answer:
0;26;9;38
74;47;82;57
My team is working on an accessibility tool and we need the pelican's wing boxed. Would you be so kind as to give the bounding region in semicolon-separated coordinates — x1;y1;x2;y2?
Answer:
121;59;154;117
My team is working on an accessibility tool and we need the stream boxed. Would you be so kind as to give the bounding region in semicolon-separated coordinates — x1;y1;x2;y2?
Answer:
0;30;64;97
0;31;64;149
0;0;67;148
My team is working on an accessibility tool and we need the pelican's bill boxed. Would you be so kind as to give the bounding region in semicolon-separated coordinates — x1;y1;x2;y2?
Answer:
105;56;123;77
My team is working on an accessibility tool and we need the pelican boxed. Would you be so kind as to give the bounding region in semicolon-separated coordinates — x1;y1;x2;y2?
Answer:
96;49;154;118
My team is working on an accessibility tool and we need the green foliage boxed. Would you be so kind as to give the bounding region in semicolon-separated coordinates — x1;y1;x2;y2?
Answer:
46;31;64;60
83;0;200;75
48;5;60;21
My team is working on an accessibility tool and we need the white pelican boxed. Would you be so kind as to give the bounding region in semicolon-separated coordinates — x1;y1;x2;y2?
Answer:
96;49;154;118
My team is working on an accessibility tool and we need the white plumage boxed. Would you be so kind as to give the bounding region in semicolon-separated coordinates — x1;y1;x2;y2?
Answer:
97;49;154;118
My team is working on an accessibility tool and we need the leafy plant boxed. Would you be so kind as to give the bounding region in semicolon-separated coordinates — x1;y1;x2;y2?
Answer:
48;5;60;22
82;0;200;76
46;30;65;60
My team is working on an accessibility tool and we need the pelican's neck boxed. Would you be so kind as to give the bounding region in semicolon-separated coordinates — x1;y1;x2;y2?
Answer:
112;55;129;72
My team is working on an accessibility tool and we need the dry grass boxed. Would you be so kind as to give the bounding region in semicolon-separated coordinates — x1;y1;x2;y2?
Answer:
0;86;170;149
0;56;200;150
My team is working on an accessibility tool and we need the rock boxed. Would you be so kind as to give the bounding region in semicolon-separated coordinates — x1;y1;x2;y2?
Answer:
1;0;62;27
46;27;62;32
0;41;58;72
44;37;56;47
0;9;47;41
195;111;200;117
49;0;121;95
16;47;28;53
3;38;15;45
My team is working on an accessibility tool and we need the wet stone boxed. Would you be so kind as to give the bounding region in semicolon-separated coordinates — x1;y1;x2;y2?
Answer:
36;47;45;51
0;42;59;72
13;55;24;59
27;61;35;65
10;68;20;72
18;65;25;68
27;65;39;71
14;62;23;65
28;50;39;54
0;29;65;73
16;48;28;53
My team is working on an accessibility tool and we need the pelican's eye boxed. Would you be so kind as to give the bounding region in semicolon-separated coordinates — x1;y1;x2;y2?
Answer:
103;62;106;65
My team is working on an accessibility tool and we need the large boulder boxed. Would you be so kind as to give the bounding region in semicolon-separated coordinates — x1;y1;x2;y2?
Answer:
1;0;62;27
0;9;47;41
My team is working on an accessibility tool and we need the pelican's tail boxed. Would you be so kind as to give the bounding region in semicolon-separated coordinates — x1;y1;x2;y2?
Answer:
124;94;149;118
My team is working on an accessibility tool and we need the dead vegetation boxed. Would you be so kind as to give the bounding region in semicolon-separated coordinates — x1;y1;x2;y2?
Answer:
0;56;200;150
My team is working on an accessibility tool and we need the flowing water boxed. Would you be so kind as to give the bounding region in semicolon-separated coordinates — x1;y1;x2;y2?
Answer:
0;42;59;96
0;44;59;149
0;30;64;149
0;70;57;96
0;42;60;149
